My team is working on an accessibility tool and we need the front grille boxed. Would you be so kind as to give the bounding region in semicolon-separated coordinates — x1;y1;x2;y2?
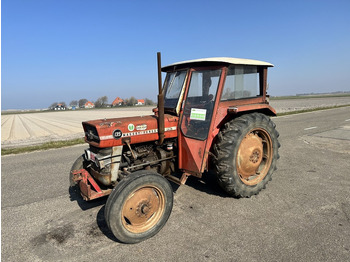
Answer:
84;124;100;143
89;145;112;155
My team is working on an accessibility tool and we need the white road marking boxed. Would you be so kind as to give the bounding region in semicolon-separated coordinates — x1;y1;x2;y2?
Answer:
304;126;318;130
345;119;350;122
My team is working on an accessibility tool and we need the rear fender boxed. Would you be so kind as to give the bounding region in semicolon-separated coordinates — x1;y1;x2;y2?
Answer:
227;104;276;116
206;103;276;167
214;104;276;133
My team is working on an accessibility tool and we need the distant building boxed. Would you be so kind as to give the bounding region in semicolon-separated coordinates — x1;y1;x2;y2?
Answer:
136;99;145;106
53;104;66;110
84;101;95;108
112;97;124;106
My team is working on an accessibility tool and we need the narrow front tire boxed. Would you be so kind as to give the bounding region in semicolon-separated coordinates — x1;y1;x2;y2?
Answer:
105;171;173;244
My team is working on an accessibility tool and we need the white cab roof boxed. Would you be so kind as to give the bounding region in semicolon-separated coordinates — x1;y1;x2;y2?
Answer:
162;57;274;71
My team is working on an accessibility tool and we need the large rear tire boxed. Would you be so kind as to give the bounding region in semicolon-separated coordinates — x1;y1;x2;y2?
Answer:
213;113;280;197
105;171;173;244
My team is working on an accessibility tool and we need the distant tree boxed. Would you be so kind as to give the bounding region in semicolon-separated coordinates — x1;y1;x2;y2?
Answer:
49;102;58;109
101;96;108;105
94;99;102;108
79;98;88;108
144;98;155;106
70;100;78;107
95;96;108;108
123;98;129;106
126;96;137;106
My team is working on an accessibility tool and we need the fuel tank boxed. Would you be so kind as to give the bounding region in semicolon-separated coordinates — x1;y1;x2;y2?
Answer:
83;114;178;148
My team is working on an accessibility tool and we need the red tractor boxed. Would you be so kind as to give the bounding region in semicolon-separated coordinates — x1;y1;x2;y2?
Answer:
70;53;280;243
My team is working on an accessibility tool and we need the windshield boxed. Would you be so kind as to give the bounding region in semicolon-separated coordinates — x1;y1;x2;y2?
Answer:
163;70;187;110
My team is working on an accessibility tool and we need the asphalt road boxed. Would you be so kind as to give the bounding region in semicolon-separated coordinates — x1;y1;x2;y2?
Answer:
2;107;350;261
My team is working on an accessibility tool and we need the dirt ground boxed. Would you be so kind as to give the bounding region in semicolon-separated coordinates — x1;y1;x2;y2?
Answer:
2;96;350;148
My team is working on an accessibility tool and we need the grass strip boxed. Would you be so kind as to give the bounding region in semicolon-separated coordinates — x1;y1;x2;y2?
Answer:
277;104;350;116
1;138;85;156
270;93;350;100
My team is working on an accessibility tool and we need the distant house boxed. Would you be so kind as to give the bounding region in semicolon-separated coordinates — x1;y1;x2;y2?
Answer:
53;104;66;110
136;99;145;106
84;101;95;108
112;97;124;106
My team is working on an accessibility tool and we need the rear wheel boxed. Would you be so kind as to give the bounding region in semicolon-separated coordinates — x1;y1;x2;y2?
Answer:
105;170;173;244
213;113;280;197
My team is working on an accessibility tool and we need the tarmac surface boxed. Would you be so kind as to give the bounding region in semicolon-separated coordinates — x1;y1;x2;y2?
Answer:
1;106;350;261
2;96;350;148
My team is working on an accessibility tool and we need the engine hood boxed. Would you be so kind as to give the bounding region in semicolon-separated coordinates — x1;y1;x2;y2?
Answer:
82;114;178;148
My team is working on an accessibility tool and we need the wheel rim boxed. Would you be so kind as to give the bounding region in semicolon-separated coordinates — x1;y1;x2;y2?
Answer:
121;185;165;233
236;128;273;186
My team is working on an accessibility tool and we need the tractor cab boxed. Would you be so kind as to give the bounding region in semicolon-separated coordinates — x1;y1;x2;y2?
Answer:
161;58;275;176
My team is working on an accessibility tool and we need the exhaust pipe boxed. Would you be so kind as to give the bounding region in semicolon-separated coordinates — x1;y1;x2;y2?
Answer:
157;52;165;145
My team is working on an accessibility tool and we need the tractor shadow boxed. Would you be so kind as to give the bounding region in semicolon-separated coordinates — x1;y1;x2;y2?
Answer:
96;206;121;242
170;171;230;198
69;187;121;242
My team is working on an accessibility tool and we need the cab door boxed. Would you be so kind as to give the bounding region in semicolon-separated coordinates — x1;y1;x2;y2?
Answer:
178;67;224;174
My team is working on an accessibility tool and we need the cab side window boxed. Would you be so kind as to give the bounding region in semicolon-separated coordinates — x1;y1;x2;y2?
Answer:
221;65;259;101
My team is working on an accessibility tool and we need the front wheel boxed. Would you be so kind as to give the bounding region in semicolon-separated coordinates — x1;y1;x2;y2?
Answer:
70;154;84;187
105;171;173;244
213;113;280;197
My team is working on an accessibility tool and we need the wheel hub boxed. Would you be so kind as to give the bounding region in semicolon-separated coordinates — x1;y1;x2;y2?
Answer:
249;149;261;163
121;186;164;233
237;132;263;179
136;200;152;217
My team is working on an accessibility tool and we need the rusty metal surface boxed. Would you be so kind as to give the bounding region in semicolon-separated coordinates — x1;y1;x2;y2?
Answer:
72;169;112;201
121;185;165;233
237;132;264;179
227;103;276;115
89;168;111;186
157;52;165;145
237;128;273;186
83;114;178;148
164;172;189;185
178;66;227;175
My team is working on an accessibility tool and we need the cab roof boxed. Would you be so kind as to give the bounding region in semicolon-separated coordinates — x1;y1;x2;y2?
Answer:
162;57;274;72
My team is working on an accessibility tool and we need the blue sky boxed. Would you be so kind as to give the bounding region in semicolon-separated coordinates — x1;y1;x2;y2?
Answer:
2;0;350;109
